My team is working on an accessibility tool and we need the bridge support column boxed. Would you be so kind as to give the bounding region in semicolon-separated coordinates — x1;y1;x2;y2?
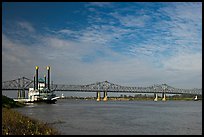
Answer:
103;91;108;101
96;91;101;102
154;93;158;101
17;90;21;99
22;90;25;99
162;92;166;101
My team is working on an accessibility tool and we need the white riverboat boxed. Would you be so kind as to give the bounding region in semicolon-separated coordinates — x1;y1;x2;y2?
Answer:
14;66;59;104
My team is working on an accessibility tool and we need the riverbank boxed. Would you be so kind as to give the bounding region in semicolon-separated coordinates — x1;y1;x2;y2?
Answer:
2;95;60;135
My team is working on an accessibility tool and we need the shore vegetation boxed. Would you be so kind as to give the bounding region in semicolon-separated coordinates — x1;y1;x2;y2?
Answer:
2;95;60;135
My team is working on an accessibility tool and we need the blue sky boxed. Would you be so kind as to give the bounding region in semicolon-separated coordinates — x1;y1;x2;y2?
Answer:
2;2;202;89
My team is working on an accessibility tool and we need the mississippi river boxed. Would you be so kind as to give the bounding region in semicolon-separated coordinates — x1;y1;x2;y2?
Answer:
14;99;202;135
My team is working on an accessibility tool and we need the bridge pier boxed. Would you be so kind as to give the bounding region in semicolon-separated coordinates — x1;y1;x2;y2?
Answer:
162;92;166;101
22;90;25;99
103;91;108;101
17;90;21;99
154;93;158;101
96;91;101;101
17;90;25;99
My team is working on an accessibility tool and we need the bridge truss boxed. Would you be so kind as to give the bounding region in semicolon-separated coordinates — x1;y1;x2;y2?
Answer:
2;77;202;95
2;77;33;90
52;81;202;95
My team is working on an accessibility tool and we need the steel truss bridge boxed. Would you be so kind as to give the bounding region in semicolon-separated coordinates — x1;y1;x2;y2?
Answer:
2;77;202;95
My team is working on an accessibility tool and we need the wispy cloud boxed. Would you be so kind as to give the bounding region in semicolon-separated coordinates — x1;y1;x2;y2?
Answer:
111;12;150;27
17;21;35;32
157;2;202;43
3;28;202;88
87;2;113;8
162;51;202;72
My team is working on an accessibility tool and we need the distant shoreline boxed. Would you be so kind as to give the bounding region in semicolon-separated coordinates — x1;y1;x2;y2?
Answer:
59;96;202;101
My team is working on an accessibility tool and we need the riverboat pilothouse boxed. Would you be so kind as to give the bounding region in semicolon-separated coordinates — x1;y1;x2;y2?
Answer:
14;66;60;104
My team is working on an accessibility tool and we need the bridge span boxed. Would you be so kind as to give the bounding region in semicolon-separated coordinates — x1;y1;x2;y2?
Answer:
2;77;202;101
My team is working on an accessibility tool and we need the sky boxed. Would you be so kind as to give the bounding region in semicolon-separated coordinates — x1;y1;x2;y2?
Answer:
2;2;202;89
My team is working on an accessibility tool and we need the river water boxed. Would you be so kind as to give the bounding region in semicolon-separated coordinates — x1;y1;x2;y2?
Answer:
14;99;202;135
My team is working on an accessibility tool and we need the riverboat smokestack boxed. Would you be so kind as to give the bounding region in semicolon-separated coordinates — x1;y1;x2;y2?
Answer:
36;66;39;90
34;75;35;90
44;75;46;88
47;66;50;90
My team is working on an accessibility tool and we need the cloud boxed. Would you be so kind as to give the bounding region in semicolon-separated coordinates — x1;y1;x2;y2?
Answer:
124;2;202;60
87;2;113;8
17;21;35;32
159;2;202;23
55;24;135;46
111;13;150;27
128;43;168;57
162;51;202;72
157;2;202;43
3;30;202;88
2;34;37;81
